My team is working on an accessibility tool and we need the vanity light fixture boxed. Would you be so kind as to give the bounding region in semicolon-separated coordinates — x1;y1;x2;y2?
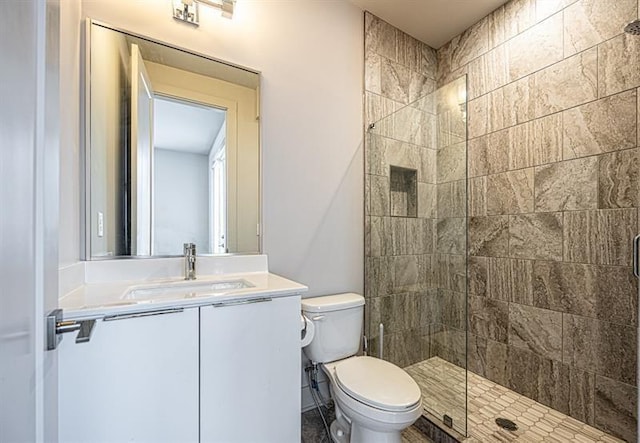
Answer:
172;0;235;26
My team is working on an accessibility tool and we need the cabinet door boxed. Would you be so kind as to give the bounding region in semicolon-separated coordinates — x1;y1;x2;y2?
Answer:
200;295;301;442
59;308;199;443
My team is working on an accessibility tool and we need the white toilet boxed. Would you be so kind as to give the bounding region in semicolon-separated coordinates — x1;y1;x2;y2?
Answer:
302;293;422;443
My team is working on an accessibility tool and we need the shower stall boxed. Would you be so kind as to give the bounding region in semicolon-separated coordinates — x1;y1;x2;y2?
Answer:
364;9;639;442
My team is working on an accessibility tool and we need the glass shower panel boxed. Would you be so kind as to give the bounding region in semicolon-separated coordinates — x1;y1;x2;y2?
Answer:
365;76;468;436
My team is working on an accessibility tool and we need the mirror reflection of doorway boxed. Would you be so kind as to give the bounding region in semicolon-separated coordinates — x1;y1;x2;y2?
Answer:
152;95;227;255
130;43;154;256
211;149;226;254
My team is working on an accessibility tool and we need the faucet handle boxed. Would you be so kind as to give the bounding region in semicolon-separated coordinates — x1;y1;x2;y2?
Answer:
183;243;196;255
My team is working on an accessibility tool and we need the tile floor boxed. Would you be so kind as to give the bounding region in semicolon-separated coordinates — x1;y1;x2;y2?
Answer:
405;357;625;443
301;405;335;443
301;357;626;442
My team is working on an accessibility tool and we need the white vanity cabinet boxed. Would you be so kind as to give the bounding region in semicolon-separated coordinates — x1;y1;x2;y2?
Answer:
59;308;199;443
59;291;302;442
200;294;301;442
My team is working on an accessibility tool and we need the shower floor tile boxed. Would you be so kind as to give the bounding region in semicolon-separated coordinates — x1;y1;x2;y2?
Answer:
405;357;624;443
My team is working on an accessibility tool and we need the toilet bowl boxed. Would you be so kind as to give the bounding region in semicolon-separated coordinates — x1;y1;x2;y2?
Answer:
323;356;422;443
302;293;422;443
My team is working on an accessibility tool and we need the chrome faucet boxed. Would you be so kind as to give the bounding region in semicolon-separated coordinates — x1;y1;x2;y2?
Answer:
184;243;196;280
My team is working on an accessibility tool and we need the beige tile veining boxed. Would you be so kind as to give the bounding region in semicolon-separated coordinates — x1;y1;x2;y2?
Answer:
563;208;637;266
507;12;563;82
563;315;637;386
488;6;506;49
508;303;563;361
504;0;537;40
598;33;640;97
488;257;534;304
563;89;637;159
503;76;535;126
468;177;487;217
598;148;639;209
594;376;638;442
450;18;490;71
469;215;510;257
534;157;599;212
532;47;598;118
509;212;563;260
468;46;508;100
486;168;534;215
563;0;637;57
536;0;579;22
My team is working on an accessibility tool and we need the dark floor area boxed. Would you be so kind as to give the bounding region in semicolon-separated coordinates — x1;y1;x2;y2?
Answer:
301;405;336;443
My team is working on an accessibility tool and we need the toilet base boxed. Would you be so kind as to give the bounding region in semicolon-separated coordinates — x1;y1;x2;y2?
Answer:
329;417;407;443
328;401;409;443
330;419;349;443
350;424;403;443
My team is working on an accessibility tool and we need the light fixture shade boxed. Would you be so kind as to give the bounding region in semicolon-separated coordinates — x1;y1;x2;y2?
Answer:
220;0;234;19
198;0;236;19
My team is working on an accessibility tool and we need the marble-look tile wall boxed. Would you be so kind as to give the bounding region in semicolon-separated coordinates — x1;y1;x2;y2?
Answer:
364;12;440;369
364;12;469;406
438;0;640;441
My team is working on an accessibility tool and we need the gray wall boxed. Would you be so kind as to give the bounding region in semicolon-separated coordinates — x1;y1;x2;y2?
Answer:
153;149;210;255
89;25;130;257
59;0;81;267
438;0;639;441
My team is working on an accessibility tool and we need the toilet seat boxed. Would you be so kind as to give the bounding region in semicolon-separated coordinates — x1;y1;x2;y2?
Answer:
334;356;421;412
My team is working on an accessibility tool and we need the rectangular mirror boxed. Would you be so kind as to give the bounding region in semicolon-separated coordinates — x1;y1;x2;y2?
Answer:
85;20;260;259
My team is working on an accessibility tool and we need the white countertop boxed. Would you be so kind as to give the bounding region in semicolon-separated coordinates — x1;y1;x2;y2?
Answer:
59;271;308;320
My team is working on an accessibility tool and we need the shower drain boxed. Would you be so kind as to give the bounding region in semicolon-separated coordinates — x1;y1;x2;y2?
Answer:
495;417;518;431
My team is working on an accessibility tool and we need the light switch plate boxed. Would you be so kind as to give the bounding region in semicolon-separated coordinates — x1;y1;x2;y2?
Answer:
97;212;104;237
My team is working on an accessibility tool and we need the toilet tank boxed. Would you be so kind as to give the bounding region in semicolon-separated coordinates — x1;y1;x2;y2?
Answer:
302;293;364;363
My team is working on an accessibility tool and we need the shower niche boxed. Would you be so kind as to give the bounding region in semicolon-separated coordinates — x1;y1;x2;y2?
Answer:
390;166;417;218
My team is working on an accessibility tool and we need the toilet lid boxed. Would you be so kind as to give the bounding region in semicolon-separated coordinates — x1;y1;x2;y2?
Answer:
334;356;421;412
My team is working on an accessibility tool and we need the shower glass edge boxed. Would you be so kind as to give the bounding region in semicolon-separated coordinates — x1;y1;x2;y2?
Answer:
364;75;469;437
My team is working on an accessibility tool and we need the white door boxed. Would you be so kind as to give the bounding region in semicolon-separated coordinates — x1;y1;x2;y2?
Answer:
211;148;227;253
200;296;301;442
130;43;154;255
58;308;199;443
0;1;60;441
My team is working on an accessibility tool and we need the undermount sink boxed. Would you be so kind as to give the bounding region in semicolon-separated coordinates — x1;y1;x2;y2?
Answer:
123;279;254;300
